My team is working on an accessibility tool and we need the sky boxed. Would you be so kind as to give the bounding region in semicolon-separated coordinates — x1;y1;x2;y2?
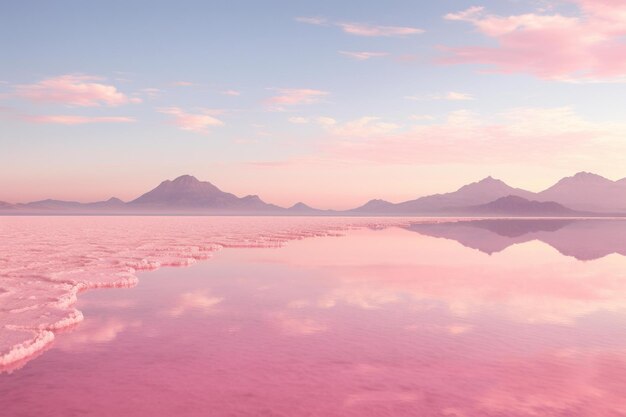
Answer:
1;0;626;209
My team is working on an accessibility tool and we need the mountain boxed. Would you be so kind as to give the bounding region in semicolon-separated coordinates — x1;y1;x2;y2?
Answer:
21;199;85;210
352;176;535;214
84;197;126;209
16;197;126;212
2;172;626;216
537;172;626;212
287;202;322;213
128;175;284;212
448;195;580;216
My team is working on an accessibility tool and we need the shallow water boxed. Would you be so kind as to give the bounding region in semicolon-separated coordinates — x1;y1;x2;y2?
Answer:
2;218;626;416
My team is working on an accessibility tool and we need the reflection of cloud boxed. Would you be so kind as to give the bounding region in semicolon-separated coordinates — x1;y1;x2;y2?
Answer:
279;228;626;325
168;290;223;317
57;317;141;350
270;312;327;335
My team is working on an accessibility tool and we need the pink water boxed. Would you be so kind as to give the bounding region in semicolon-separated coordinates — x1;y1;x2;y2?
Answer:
2;217;626;416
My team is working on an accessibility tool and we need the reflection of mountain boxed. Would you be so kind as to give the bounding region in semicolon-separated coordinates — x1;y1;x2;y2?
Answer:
407;219;626;261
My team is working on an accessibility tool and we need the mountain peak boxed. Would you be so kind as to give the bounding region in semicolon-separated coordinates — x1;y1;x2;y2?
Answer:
570;171;611;182
478;176;503;184
171;174;201;185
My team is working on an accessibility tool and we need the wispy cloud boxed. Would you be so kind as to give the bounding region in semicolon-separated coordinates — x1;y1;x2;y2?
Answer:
442;1;626;82
141;88;163;99
25;115;136;125
404;91;475;101
265;88;329;111
14;74;141;107
172;81;195;87
326;107;626;164
287;115;400;137
158;107;224;134
409;114;435;121
221;89;241;96
295;16;328;25
339;51;389;61
440;92;474;101
297;17;423;37
337;22;424;37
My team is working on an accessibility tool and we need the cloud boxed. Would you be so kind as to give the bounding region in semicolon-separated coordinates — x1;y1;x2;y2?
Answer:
288;116;309;124
172;81;195;87
158;107;224;134
265;88;329;110
442;1;626;82
287;115;400;137
325;107;626;165
440;91;475;101
339;51;389;60
141;88;163;98
404;91;475;101
295;16;328;25
221;89;241;96
25;115;135;125
14;74;141;106
337;22;424;37
409;114;435;121
297;16;423;37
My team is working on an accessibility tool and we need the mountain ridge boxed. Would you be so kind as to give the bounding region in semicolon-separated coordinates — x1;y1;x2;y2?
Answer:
2;172;626;216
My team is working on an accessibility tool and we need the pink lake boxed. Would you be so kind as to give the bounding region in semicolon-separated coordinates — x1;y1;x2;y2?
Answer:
2;217;626;416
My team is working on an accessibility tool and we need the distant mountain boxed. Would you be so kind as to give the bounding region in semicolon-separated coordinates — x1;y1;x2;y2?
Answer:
407;219;626;261
448;195;580;216
128;175;284;212
17;197;126;212
287;202;322;213
2;171;626;216
537;172;626;212
352;176;535;214
21;199;85;210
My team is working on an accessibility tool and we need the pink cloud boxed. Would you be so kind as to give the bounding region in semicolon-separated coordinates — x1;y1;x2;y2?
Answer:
14;74;141;106
221;89;241;96
405;91;475;101
295;16;328;25
296;16;423;37
339;51;389;60
325;107;626;165
158;107;224;134
337;22;424;37
285;115;399;137
265;88;329;110
442;1;626;81
26;115;135;125
172;81;195;87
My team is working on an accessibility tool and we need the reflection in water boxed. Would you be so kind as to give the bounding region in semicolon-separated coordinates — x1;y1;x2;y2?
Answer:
407;219;626;260
2;223;626;416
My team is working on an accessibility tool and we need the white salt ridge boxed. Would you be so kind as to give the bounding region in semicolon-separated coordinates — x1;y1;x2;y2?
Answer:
0;216;427;372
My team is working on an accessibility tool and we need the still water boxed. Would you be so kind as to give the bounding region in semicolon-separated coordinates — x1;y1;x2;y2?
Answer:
2;218;626;416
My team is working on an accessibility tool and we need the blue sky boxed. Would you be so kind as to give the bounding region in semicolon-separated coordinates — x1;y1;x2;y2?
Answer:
2;0;626;208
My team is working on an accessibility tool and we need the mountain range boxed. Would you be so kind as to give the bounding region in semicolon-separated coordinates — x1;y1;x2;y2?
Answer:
1;172;625;216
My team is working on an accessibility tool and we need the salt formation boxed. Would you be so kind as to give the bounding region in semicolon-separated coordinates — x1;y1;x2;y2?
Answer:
0;216;414;372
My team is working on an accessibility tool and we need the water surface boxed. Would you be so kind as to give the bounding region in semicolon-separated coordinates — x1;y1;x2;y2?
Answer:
2;219;626;416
